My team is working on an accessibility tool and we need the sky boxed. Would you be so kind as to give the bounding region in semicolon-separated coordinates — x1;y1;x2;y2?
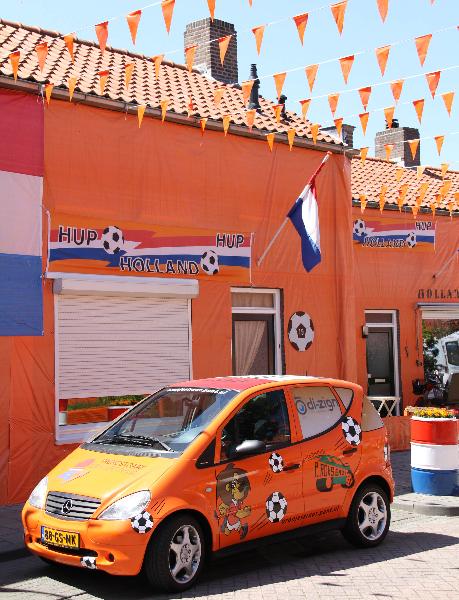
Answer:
3;0;459;168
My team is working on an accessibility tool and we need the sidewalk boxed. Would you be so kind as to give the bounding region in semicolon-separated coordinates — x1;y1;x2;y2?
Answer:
1;451;458;562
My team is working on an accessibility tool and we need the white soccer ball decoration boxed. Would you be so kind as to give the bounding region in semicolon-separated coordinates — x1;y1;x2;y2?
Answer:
288;311;314;352
266;491;287;523
101;225;124;254
353;219;367;238
341;416;362;446
200;250;219;275
131;510;154;534
405;232;417;248
268;452;284;473
80;556;97;569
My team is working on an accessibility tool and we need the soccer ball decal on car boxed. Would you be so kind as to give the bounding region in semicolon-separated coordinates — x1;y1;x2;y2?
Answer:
405;232;417;248
341;416;362;446
353;219;367;237
200;250;219;275
268;452;284;473
288;311;314;352
101;225;124;254
131;511;154;534
80;556;97;569
266;491;287;522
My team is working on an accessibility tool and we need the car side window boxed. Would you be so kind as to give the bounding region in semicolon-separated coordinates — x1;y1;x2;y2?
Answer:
292;386;344;440
220;389;291;461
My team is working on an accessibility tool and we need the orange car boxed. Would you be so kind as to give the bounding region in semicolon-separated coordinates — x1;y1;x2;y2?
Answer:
22;376;394;592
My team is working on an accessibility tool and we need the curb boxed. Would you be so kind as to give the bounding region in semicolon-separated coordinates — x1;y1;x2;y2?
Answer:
393;496;459;517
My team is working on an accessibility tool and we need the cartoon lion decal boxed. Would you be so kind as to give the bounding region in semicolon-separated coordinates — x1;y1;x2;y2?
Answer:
216;463;252;540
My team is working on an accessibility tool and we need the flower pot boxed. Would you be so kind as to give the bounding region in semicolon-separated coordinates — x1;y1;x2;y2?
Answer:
107;406;129;420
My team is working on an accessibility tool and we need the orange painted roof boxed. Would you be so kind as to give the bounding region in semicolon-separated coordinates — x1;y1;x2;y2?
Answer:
0;19;339;147
351;156;459;215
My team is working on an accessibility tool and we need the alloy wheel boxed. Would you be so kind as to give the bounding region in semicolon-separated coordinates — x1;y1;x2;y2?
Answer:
168;524;202;584
357;491;387;541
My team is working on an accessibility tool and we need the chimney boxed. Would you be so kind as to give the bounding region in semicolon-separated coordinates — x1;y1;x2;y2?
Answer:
321;123;355;147
184;18;238;84
248;64;260;110
374;120;420;166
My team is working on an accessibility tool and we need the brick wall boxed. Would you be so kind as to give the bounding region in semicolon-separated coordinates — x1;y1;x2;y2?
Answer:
184;18;238;84
375;127;420;167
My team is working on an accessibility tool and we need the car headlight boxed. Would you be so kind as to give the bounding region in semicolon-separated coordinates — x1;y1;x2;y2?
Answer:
97;490;151;521
28;476;48;510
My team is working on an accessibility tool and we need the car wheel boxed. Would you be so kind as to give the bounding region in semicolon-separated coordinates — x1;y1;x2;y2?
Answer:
341;483;390;547
143;514;205;592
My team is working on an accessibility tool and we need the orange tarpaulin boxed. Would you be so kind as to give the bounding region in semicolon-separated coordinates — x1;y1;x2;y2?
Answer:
383;417;411;451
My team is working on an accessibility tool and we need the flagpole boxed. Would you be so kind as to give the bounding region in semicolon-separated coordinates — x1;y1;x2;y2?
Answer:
257;151;331;268
432;248;459;279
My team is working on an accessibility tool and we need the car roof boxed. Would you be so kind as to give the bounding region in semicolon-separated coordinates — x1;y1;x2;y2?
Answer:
173;375;354;392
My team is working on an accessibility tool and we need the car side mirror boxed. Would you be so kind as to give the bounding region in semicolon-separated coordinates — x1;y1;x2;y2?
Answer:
231;439;266;458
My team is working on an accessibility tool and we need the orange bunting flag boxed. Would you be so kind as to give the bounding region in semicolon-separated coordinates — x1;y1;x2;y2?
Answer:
151;54;164;79
440;179;452;197
185;45;197;72
137;105;146;128
447;200;455;217
218;35;231;65
413;98;425;124
207;0;216;20
241;80;254;105
379;185;388;213
396;167;404;181
187;96;194;117
273;72;286;100
160;98;169;122
441;91;454;116
390;79;404;103
360;147;369;163
8;51;20;81
412;204;419;219
248;0;253;5
331;1;347;35
222;115;231;136
44;83;53;105
124;62;134;89
213;87;225;107
95;22;108;54
299;99;311;120
35;42;48;72
293;13;308;45
408;139;419;160
63;33;75;62
328;93;340;116
339;55;354;84
384;144;394;161
310;123;320;144
200;118;207;135
434;135;444;155
266;132;275;152
376;0;389;22
334;117;343;138
246;109;256;131
305;64;319;92
252;25;265;55
429;197;438;216
359;112;369;135
397;184;409;211
441;163;449;178
98;69;109;95
425;71;440;98
418;182;429;203
358;86;371;111
288;128;296;151
273;104;282;122
375;45;390;76
68;76;77;102
417;165;425;179
360;194;367;213
384;106;395;128
415;33;432;66
161;0;175;33
126;10;142;44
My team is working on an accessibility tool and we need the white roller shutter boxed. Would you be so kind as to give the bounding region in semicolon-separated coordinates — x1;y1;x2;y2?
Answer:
56;293;191;399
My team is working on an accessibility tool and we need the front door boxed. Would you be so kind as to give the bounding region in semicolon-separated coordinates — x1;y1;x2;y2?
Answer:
214;388;303;549
366;327;395;396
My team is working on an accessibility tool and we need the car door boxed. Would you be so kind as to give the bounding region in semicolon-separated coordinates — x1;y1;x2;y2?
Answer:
288;384;362;523
214;387;304;550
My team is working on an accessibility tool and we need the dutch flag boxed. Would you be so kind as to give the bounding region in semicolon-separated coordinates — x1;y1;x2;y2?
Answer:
287;153;330;272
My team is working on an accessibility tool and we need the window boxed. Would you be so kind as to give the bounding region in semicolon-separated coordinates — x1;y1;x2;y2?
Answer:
220;390;290;461
292;386;343;440
334;387;354;409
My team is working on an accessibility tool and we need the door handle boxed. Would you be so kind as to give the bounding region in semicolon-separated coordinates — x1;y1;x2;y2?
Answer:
343;448;358;455
283;463;300;471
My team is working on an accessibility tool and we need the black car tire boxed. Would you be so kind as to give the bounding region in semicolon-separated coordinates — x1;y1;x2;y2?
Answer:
341;483;390;548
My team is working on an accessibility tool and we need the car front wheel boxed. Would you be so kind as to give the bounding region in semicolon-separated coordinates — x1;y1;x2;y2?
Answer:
341;483;390;547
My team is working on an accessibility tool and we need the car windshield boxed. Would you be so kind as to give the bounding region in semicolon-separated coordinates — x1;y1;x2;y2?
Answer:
445;341;459;367
93;387;238;453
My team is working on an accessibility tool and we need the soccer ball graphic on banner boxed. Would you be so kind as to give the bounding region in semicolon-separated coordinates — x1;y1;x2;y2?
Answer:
341;416;362;446
266;491;287;523
288;311;314;352
353;219;367;238
200;250;219;275
405;232;417;248
101;226;125;254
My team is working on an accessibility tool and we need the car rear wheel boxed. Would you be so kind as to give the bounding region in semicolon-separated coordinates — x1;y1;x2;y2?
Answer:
143;514;205;592
341;483;390;547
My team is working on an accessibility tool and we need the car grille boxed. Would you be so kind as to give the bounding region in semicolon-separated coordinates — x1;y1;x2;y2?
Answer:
45;492;101;521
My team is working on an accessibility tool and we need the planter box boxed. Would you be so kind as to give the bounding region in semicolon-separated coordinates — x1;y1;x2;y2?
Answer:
107;406;129;420
67;407;109;425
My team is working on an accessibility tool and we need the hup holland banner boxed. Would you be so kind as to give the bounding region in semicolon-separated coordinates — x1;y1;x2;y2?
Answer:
48;215;252;283
352;217;436;252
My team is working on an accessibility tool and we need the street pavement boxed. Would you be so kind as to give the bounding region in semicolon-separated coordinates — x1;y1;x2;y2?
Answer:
1;452;458;600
